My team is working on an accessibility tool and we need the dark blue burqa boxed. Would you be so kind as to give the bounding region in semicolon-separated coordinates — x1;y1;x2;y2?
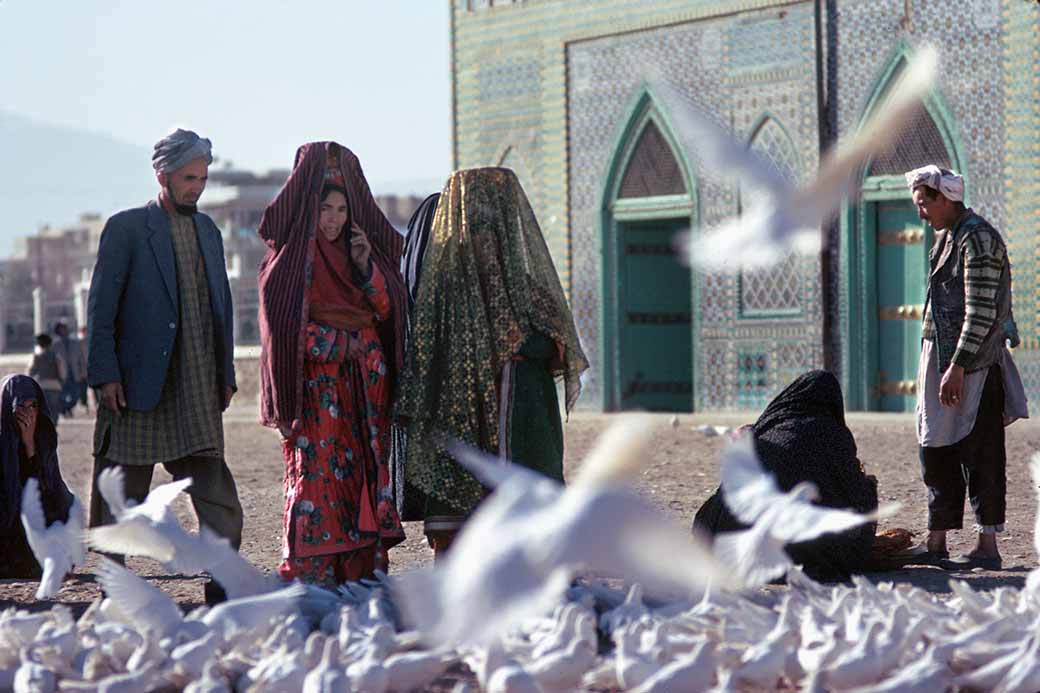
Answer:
0;374;74;578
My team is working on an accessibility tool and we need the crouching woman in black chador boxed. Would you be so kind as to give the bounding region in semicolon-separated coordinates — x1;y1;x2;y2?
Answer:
694;370;879;582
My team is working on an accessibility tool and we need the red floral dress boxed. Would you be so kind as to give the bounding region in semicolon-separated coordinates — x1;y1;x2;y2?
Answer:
278;263;405;585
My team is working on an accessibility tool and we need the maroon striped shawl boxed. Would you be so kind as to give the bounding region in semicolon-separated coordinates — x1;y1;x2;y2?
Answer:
256;142;406;428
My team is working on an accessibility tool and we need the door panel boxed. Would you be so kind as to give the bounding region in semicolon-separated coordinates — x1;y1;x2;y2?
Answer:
875;200;928;412
618;218;693;411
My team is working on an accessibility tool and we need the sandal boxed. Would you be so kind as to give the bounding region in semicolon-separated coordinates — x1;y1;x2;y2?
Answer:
902;543;949;566
941;553;1002;571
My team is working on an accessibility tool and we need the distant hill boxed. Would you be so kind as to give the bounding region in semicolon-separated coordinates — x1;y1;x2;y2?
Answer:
0;111;155;257
0;111;447;258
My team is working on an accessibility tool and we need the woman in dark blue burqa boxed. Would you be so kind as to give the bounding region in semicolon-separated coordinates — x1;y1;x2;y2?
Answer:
0;374;74;578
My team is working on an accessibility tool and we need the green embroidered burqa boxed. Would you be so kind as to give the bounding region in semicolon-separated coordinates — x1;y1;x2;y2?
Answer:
397;167;588;515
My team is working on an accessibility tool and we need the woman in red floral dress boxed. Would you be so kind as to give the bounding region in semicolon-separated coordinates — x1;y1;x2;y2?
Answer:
258;143;406;587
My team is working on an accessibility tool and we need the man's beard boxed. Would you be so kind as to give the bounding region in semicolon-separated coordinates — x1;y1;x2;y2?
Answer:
165;184;198;215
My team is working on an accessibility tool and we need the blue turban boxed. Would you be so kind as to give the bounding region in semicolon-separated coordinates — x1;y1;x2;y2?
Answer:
152;128;213;173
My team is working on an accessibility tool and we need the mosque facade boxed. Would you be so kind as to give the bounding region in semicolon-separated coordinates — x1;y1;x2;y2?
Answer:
450;0;1040;413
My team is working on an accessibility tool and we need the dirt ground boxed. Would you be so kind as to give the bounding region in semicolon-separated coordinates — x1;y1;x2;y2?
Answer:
2;407;1038;614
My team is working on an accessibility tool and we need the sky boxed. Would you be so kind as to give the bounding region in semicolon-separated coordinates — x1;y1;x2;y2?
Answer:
0;0;452;188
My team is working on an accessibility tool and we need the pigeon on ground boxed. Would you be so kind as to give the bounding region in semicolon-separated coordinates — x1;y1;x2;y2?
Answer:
20;479;85;599
1025;454;1040;596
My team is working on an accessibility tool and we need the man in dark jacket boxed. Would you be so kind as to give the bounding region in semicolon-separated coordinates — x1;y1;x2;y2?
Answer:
87;129;243;603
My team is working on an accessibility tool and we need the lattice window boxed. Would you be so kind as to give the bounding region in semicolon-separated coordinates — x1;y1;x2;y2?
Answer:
740;118;801;314
867;103;951;176
617;121;686;199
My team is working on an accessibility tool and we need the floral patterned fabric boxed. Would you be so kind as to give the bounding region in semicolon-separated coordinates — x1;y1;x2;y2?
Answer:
278;262;404;585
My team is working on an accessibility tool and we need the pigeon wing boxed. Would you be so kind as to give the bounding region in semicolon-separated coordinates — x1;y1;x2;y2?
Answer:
87;522;178;564
139;477;193;522
96;467;129;518
768;501;892;544
797;46;938;223
610;500;733;595
61;496;87;567
718;435;785;525
19;478;48;557
198;526;272;599
565;489;732;595
95;557;183;635
713;526;791;587
648;78;790;197
448;442;555;491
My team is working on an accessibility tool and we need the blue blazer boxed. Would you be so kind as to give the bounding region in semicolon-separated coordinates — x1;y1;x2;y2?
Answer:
87;200;236;411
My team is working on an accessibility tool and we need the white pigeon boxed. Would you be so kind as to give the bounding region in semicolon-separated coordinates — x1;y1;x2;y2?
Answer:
196;526;274;599
714;433;894;585
304;637;352;693
383;650;456;692
87;468;208;575
693;424;733;438
13;661;56;693
200;583;307;640
183;660;230;693
1025;453;1040;596
394;416;729;645
631;641;717;693
652;45;937;271
95;557;185;637
19;479;85;599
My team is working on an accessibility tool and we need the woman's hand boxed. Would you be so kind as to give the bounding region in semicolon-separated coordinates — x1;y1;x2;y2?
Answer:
350;224;372;273
15;407;36;458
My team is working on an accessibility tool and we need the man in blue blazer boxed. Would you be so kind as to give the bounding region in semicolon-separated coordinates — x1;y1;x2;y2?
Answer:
87;129;243;604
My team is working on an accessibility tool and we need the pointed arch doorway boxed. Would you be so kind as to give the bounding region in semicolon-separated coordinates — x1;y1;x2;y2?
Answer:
844;49;965;411
601;94;697;412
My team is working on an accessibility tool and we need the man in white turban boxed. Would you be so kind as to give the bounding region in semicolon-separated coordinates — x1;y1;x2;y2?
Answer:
907;164;1027;571
87;129;242;603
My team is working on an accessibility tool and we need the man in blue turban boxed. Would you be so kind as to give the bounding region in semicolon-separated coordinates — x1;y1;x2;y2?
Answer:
86;128;242;604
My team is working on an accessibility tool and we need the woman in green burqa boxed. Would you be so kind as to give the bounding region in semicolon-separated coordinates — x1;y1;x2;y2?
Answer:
397;167;588;557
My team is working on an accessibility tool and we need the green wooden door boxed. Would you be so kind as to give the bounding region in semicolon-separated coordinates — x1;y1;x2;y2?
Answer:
875;199;928;411
617;217;693;411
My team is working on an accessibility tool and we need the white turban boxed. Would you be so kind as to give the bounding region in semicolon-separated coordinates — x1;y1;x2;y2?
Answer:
904;165;964;202
152;128;213;173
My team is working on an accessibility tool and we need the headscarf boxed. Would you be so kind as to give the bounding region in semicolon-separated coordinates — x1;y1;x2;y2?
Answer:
308;229;377;331
397;167;589;514
0;375;71;533
904;165;964;202
152;128;214;173
256;142;407;429
402;192;441;314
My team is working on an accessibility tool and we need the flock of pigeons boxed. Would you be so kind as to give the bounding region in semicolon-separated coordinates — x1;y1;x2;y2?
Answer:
4;414;1040;691
8;43;1028;692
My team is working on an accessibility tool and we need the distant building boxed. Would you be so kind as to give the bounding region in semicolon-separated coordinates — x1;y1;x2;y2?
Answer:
450;0;1038;414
